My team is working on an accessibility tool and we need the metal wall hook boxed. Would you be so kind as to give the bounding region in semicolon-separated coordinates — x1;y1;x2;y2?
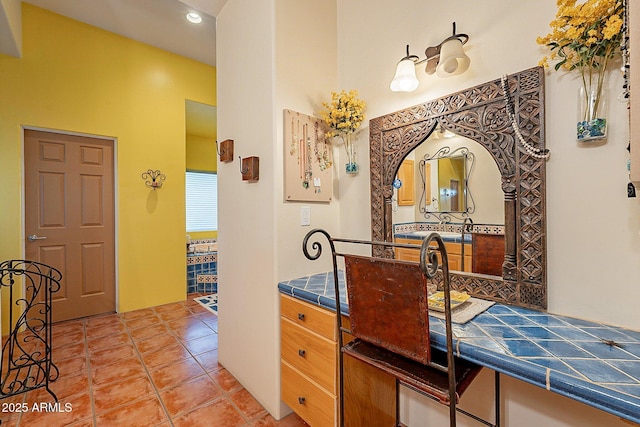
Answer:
239;156;249;174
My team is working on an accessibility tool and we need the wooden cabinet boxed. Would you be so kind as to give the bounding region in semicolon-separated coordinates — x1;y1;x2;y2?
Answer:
395;237;473;272
447;240;473;272
280;294;395;426
394;239;422;263
281;294;337;426
396;238;473;271
472;234;505;276
397;159;415;206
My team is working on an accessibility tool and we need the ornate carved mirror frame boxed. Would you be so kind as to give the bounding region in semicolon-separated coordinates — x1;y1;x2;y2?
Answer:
369;66;547;310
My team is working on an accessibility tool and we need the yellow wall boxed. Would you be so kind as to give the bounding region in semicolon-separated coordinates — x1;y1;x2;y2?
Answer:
186;134;217;173
437;158;465;211
186;134;218;239
188;231;218;240
0;4;216;327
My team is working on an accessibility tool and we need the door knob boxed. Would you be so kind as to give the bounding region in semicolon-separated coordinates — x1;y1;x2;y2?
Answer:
27;234;47;241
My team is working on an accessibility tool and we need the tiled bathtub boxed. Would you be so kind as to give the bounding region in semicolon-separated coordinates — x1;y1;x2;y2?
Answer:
187;251;218;294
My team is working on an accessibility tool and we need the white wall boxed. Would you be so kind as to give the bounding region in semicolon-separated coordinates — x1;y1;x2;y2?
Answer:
401;371;634;426
274;0;340;281
216;0;279;416
217;0;338;419
217;0;640;424
0;0;22;58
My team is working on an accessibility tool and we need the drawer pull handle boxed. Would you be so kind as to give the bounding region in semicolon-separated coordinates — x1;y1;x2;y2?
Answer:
298;349;306;357
298;397;306;405
297;313;305;321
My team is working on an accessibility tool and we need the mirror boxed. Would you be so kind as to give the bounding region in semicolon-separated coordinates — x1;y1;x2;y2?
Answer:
425;153;468;213
413;141;473;214
392;132;505;277
370;67;547;310
394;134;505;220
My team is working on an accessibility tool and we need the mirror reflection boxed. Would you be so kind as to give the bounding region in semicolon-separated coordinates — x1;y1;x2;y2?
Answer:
392;130;505;276
420;147;471;214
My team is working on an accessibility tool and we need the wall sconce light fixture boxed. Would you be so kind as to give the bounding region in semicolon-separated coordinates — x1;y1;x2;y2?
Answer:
240;156;259;181
217;139;234;163
390;22;470;92
142;169;166;189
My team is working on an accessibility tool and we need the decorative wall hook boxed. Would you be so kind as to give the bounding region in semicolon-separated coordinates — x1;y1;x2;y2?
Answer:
239;156;248;174
240;156;259;181
216;139;234;163
142;169;166;189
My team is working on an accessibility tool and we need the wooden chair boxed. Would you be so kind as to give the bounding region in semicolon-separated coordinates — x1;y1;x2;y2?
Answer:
302;229;499;427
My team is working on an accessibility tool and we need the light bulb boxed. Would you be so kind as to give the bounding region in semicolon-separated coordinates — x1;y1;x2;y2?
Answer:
186;12;202;24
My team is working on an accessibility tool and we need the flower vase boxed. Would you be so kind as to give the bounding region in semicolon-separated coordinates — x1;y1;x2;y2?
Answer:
344;134;358;175
577;74;608;141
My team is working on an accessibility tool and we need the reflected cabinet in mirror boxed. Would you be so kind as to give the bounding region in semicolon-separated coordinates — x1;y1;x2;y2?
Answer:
370;67;547;310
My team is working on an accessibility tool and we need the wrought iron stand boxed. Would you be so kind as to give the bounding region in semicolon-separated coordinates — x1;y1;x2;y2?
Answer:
0;260;61;401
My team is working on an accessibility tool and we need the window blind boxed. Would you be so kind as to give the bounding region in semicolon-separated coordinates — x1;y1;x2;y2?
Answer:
186;171;217;231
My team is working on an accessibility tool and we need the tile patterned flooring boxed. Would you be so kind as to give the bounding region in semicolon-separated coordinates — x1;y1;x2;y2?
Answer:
0;294;309;427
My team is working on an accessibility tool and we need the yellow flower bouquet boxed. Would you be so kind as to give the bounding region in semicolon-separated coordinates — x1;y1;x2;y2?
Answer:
537;0;624;141
320;90;366;174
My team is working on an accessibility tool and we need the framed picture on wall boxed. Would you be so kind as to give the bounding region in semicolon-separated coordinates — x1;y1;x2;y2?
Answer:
283;109;333;203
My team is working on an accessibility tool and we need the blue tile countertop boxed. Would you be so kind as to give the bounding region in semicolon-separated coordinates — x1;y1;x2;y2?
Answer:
278;272;640;424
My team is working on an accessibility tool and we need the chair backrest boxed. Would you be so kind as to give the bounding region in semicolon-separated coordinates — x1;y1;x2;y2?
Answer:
344;255;431;364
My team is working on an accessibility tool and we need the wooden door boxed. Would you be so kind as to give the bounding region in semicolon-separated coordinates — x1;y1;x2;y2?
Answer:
24;130;115;322
449;179;459;211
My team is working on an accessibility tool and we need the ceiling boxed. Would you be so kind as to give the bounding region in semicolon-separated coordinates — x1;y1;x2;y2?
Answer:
21;0;225;66
15;0;223;137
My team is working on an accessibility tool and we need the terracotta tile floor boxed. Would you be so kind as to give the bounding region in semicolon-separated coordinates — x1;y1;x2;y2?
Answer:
0;294;309;427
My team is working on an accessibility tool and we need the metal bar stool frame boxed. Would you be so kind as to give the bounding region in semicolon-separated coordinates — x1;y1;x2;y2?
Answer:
303;228;500;427
0;260;61;402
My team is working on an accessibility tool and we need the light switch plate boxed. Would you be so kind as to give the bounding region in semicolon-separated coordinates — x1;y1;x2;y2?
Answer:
301;206;311;226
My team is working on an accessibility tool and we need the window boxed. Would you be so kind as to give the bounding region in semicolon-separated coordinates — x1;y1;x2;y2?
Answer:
186;171;217;231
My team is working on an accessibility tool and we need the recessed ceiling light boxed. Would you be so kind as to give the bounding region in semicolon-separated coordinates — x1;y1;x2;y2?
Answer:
186;12;202;24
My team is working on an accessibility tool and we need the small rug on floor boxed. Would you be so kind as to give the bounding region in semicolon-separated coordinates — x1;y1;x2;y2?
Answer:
194;294;218;315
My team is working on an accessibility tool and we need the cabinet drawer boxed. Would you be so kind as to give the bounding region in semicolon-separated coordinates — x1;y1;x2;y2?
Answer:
281;317;336;393
395;246;420;262
282;360;336;427
444;241;472;256
280;294;336;341
395;239;473;272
